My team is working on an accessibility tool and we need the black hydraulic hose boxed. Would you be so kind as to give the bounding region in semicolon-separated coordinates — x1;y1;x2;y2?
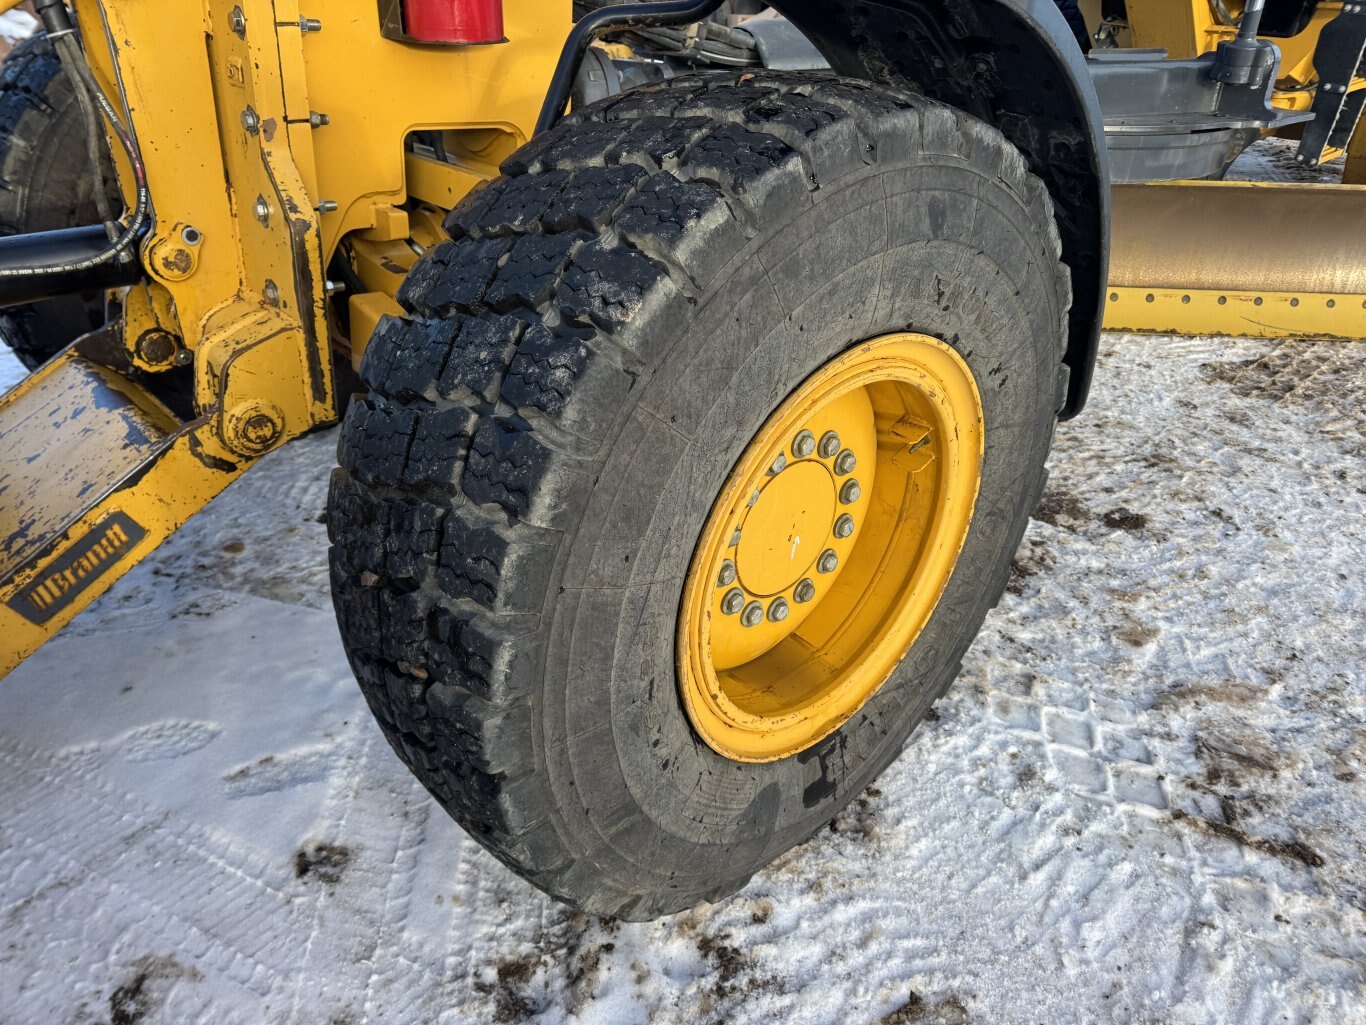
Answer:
0;0;151;280
535;0;729;135
54;31;117;242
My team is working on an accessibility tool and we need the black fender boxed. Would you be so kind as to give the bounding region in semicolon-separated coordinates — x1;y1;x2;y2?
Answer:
769;0;1109;419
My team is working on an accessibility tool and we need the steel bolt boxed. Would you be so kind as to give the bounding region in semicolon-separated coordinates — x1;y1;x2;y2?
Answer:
792;430;816;459
254;195;270;226
741;601;765;628
308;111;331;128
768;598;790;623
768;453;787;476
835;449;857;475
263;279;280;306
730;528;741;548
833;514;855;539
722;588;745;615
818;431;841;458
173;348;194;368
718;560;737;587
840;479;861;504
794;578;816;604
299;16;323;31
817;549;838;574
316;200;339;214
228;6;246;36
241;106;260;134
180;225;203;247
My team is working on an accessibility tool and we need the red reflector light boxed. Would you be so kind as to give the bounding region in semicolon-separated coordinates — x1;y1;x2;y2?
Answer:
403;0;503;44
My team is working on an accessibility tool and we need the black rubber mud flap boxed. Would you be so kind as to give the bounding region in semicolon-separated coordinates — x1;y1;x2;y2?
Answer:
329;72;1070;920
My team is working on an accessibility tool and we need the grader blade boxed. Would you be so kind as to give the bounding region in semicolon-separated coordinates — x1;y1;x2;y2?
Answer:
1105;180;1366;339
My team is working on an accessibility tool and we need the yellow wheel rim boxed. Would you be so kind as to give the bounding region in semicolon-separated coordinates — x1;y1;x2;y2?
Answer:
677;333;984;762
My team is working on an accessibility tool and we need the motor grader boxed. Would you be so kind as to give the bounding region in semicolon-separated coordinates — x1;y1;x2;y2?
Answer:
0;0;1360;920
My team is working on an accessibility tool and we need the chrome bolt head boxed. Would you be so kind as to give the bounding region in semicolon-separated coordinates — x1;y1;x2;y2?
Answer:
729;528;742;548
241;106;260;134
794;578;816;604
718;560;737;587
741;601;765;628
817;549;839;574
834;449;857;475
768;598;790;623
228;6;246;36
254;195;270;226
768;453;787;476
840;479;861;505
722;588;745;616
180;225;202;247
262;279;280;306
792;430;816;459
818;431;841;458
833;514;855;539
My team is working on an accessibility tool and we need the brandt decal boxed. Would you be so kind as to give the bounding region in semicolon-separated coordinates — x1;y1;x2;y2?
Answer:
6;511;147;625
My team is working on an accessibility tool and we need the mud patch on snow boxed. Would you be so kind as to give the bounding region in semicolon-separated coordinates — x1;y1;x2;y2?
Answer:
106;955;201;1025
294;840;352;884
879;991;970;1025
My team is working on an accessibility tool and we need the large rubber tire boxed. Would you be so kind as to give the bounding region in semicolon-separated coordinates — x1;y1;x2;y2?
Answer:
330;71;1070;919
0;32;112;369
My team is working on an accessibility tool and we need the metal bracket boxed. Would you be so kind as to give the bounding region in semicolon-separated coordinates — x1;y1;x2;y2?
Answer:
1297;4;1366;166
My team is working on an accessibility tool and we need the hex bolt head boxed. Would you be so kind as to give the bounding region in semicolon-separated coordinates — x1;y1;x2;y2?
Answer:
818;431;841;458
840;479;861;504
262;279;280;306
768;453;787;476
834;449;857;475
228;6;246;36
241;106;260;135
254;195;270;226
768;598;790;623
741;601;765;628
792;430;816;459
833;514;855;539
718;560;737;587
794;578;816;604
817;549;838;574
180;225;203;247
722;588;745;615
173;348;194;367
729;528;742;548
308;111;331;128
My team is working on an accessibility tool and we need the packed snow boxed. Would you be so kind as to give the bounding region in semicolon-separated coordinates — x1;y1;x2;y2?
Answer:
1;328;1362;1025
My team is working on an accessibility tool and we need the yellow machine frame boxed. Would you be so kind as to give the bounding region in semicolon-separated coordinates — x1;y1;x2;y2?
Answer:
0;0;570;675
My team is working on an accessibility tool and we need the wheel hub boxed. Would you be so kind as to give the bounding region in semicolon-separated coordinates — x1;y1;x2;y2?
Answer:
677;333;984;762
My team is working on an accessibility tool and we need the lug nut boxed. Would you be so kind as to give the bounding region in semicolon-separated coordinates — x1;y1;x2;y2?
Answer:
835;449;857;475
817;550;839;574
792;430;816;459
741;601;765;628
840;479;861;504
722;588;745;615
768;453;787;476
794;578;816;603
730;528;741;548
818;431;841;458
718;560;737;587
834;514;855;539
768;598;790;623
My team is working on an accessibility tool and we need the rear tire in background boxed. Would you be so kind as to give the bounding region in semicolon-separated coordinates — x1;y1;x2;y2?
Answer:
329;72;1070;919
0;32;113;369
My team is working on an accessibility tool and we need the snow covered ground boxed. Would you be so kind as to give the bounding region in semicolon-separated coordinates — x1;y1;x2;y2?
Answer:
2;329;1362;1025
